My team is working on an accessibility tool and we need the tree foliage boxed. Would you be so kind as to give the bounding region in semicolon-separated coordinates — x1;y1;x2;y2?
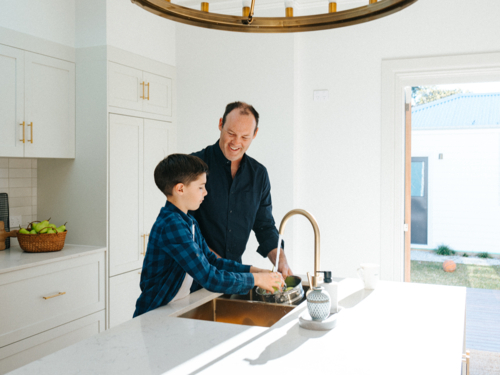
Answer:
411;86;466;106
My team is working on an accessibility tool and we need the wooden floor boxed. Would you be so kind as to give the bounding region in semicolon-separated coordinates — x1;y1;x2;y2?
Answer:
466;288;500;352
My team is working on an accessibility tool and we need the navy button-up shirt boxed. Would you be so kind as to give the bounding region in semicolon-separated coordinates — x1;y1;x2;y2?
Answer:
134;201;254;318
191;140;281;263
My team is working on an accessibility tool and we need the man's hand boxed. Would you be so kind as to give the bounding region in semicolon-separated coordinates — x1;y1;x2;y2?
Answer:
249;266;271;274
253;272;284;293
267;248;293;278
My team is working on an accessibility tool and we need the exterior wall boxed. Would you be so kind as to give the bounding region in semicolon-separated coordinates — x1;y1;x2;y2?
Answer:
412;128;500;254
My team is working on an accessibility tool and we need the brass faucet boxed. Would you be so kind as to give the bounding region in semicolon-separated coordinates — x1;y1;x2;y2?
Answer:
278;209;321;287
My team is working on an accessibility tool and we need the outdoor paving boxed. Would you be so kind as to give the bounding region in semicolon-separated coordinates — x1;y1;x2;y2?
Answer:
466;288;500;353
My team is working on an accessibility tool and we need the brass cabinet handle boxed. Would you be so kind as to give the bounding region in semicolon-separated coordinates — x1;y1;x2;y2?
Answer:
141;234;149;256
20;121;25;143
146;82;150;100
28;122;33;143
43;292;66;300
140;81;145;99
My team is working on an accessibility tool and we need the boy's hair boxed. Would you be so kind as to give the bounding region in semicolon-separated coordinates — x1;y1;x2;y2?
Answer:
154;154;209;197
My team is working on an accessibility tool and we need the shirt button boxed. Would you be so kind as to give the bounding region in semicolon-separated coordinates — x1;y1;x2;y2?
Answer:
230;211;232;213
229;229;232;232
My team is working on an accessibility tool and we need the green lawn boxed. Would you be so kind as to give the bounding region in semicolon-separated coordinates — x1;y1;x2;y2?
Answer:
411;260;500;290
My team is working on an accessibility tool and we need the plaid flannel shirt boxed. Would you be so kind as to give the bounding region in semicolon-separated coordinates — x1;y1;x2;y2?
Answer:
133;201;254;318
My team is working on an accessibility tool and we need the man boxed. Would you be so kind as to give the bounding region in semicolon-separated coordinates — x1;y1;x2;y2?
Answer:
191;101;293;277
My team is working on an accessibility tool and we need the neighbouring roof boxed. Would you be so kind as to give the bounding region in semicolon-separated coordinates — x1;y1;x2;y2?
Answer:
412;92;500;130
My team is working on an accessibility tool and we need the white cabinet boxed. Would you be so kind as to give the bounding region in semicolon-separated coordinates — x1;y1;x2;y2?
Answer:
108;62;172;118
0;311;105;375
109;114;173;278
109;269;142;328
0;249;105;374
0;45;75;158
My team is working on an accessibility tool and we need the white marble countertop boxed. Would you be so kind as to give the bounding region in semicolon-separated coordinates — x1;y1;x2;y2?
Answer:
8;278;466;375
0;244;106;274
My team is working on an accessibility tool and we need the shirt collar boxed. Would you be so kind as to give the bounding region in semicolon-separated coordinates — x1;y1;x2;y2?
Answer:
212;139;247;167
164;200;193;226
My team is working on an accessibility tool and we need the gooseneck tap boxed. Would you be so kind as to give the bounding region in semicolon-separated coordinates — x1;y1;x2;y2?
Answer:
278;209;321;287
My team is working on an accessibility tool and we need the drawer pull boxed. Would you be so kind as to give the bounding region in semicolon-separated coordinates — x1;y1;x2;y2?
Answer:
43;292;66;300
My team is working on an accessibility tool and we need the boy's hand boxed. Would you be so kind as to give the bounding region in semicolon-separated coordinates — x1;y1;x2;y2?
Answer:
253;272;284;293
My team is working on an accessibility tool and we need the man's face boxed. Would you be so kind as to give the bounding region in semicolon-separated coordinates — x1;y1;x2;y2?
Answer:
218;109;258;162
183;173;208;211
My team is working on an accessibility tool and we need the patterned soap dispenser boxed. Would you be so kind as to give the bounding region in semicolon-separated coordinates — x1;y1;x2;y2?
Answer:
307;273;331;321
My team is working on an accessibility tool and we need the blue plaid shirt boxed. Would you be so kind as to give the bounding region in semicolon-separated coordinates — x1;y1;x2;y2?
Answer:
134;201;254;318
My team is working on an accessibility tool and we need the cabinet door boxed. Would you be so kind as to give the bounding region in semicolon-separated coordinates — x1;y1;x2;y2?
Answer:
109;270;142;328
0;45;24;157
143;71;172;117
108;62;143;112
0;311;105;375
109;114;144;276
24;52;75;158
143;119;174;239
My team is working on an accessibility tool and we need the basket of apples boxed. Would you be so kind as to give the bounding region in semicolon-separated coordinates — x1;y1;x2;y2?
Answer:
17;218;67;253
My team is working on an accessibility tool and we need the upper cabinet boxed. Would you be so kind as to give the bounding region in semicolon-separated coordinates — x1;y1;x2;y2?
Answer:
0;44;75;159
108;62;172;118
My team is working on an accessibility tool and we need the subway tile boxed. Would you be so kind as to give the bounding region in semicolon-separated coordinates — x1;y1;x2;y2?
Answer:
0;179;8;188
32;196;37;206
11;206;32;216
9;169;31;178
32;206;37;216
32;187;37;197
0;188;8;195
31;159;37;168
31;178;37;188
0;159;8;168
22;215;32;227
10;197;32;208
9;188;31;198
9;158;31;169
0;169;8;178
9;178;31;188
32;169;37;178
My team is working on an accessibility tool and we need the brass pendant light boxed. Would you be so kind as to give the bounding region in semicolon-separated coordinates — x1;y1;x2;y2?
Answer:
132;0;417;33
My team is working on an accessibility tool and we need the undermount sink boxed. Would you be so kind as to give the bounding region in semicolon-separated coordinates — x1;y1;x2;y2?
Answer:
177;298;295;328
178;286;311;328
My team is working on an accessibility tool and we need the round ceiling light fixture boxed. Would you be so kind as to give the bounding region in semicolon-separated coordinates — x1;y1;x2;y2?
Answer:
132;0;418;33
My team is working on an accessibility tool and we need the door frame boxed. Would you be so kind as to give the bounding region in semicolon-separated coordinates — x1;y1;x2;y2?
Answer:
380;52;500;282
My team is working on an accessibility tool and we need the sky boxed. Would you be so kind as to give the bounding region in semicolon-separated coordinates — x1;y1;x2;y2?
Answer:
435;81;500;94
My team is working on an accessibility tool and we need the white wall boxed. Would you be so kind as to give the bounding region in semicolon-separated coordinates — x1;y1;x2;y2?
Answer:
412;129;500;254
0;0;75;47
106;0;176;66
293;0;500;278
175;23;295;270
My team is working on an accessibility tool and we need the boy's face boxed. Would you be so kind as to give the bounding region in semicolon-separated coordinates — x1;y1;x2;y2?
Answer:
182;173;208;211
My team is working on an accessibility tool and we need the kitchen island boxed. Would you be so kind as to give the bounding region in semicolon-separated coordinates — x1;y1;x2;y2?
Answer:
7;278;466;375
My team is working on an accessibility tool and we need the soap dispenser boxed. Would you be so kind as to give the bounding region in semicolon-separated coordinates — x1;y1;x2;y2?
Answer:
319;271;338;314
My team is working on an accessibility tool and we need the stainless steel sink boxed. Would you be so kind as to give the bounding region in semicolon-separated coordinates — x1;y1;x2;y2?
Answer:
177;298;296;328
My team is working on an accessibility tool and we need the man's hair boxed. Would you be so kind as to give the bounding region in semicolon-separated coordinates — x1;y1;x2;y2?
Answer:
154;154;209;197
221;101;259;133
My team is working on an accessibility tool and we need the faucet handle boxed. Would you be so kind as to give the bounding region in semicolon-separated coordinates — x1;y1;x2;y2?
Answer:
319;271;332;283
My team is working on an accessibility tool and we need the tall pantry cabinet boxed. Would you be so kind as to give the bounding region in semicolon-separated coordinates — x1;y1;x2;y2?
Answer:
106;50;176;328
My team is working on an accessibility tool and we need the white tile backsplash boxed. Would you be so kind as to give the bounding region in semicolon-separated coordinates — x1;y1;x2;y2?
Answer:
9;169;31;178
9;158;31;169
0;158;37;228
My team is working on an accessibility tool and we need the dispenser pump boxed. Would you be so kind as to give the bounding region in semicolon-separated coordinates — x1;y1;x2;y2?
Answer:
321;271;332;283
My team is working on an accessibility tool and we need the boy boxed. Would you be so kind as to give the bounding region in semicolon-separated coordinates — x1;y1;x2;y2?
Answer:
134;154;283;318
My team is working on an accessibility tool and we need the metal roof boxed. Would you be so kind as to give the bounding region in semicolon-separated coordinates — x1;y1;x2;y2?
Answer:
411;92;500;130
